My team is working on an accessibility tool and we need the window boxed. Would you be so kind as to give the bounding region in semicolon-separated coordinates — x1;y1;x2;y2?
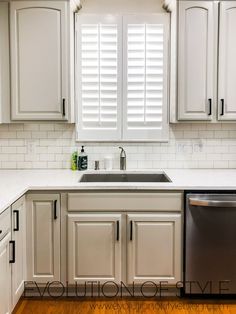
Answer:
76;14;169;141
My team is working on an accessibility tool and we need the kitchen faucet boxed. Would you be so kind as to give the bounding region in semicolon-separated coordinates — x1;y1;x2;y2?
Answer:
119;147;126;170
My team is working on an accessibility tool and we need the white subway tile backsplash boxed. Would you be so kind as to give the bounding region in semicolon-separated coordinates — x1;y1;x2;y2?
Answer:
39;124;54;131
32;131;48;139
214;130;229;138
39;154;55;161
17;161;32;169
17;131;32;139
198;161;214;168
2;147;17;153
0;132;16;139
0;154;10;161
23;124;39;131
2;161;16;168
8;139;25;146
8;124;24;131
32;161;47;168
0;123;235;169
47;161;62;169
214;161;229;168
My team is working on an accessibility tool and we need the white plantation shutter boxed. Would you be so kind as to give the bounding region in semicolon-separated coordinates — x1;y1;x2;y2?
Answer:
76;15;122;140
123;15;169;141
76;14;169;141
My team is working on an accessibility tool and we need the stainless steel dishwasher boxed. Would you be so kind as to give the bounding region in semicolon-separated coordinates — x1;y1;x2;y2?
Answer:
185;193;236;296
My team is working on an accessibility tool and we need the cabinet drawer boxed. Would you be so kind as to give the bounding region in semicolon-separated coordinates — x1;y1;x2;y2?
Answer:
0;207;10;240
67;192;183;212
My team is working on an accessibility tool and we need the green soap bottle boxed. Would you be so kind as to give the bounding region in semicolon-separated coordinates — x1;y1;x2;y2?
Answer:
71;151;78;170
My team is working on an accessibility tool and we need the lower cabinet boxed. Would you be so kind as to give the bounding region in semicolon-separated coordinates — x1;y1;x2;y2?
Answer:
67;209;182;286
127;213;181;284
0;198;26;314
26;194;60;283
68;213;122;284
0;232;11;314
11;197;26;309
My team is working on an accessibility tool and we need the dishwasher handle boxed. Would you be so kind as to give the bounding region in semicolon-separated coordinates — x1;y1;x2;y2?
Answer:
189;197;236;207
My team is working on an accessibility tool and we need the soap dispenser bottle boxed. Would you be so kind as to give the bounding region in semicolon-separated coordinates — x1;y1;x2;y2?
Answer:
77;146;88;170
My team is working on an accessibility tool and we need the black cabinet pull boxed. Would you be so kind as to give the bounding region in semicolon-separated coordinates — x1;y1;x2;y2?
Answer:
220;99;224;116
13;210;19;231
130;220;133;241
208;99;212;116
0;230;2;234
116;221;120;241
9;240;15;264
54;200;57;220
62;99;66;116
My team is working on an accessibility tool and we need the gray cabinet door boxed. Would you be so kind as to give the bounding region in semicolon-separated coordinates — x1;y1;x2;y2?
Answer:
127;213;181;285
218;1;236;120
11;197;26;309
0;2;10;123
26;194;60;283
10;1;68;120
178;1;216;120
68;213;122;284
0;232;11;314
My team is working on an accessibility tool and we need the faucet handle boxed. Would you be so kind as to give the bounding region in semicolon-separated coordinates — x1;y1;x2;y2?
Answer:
94;160;99;170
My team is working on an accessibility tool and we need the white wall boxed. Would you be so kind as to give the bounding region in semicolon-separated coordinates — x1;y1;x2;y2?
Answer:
0;123;235;169
80;0;165;14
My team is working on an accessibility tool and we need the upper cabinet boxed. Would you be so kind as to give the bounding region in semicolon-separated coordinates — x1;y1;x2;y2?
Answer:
0;2;10;123
178;1;216;121
218;1;236;120
10;1;74;121
176;0;236;122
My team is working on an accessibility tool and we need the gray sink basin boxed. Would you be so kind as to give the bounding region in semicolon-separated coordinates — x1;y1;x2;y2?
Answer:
79;172;171;183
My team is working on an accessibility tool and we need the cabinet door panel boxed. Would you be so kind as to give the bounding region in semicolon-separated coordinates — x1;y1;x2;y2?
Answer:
218;2;236;120
27;194;60;283
0;233;11;314
11;197;26;309
127;213;181;284
10;1;68;120
178;1;216;120
68;214;122;284
0;2;10;123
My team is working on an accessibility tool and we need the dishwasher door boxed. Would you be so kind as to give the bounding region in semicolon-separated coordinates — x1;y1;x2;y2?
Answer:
185;193;236;295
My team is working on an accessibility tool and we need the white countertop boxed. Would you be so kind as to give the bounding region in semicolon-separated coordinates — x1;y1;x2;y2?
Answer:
0;168;236;214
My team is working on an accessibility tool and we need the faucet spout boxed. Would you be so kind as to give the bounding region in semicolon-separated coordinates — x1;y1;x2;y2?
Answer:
119;147;126;170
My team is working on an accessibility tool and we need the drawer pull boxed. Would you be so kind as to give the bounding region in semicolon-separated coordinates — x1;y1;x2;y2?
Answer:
54;200;57;220
116;221;120;241
220;99;224;116
62;99;66;116
9;240;15;264
130;220;133;241
13;210;19;231
208;98;212;116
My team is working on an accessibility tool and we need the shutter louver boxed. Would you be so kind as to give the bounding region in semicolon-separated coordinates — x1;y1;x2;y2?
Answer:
77;15;122;140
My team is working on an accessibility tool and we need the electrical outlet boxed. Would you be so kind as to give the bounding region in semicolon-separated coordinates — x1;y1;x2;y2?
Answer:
27;140;37;154
193;141;203;153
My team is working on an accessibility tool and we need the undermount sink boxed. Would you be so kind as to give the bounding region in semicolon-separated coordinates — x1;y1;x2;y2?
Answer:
79;172;171;183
